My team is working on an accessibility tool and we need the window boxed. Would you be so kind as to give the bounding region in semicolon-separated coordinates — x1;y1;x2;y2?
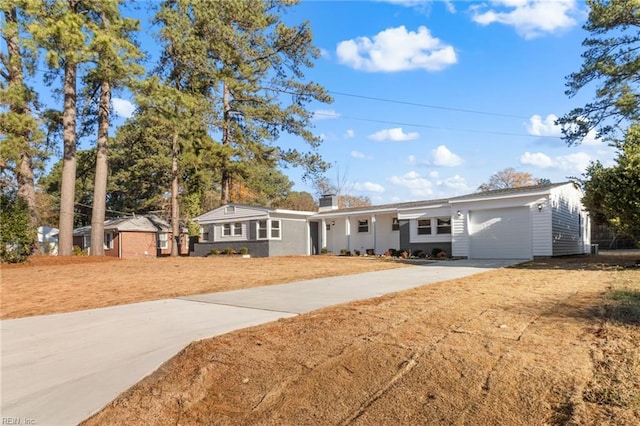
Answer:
358;219;369;233
326;224;331;231
417;219;431;235
437;218;451;234
157;232;169;249
104;232;114;250
392;217;400;231
258;220;268;239
223;222;242;237
271;220;281;239
200;227;209;242
225;206;235;214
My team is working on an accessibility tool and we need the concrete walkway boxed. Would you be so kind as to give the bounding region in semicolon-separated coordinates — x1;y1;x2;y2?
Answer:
1;259;522;425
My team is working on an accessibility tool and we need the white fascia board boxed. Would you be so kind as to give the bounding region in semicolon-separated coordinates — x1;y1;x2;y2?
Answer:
272;209;316;217
196;213;270;224
397;204;450;220
449;189;552;205
312;207;398;219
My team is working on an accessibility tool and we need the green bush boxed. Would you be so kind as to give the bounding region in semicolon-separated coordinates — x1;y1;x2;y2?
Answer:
431;248;444;258
239;247;249;255
210;248;221;255
320;247;329;254
0;192;35;263
72;246;88;256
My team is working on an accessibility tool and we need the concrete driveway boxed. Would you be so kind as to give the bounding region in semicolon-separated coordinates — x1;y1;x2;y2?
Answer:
0;259;522;425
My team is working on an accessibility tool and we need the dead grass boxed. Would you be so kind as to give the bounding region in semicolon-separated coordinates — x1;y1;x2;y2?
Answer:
0;255;406;319
79;254;640;425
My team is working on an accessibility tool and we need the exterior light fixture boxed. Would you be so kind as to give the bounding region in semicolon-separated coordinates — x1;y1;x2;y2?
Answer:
456;210;462;218
537;203;543;212
331;221;335;226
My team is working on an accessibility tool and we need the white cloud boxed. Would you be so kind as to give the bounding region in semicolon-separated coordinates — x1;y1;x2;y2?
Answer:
527;114;562;138
353;181;386;193
527;113;601;145
368;127;419;142
388;170;433;197
336;25;457;72
312;109;340;120
351;150;372;160
556;152;592;173
432;145;463;167
437;174;470;191
112;98;135;118
319;48;330;59
520;151;554;168
429;170;440;179
344;129;355;139
471;0;581;39
520;151;592;173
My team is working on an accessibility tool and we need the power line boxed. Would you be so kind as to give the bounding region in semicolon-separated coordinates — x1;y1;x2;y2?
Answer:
312;111;560;139
327;90;530;120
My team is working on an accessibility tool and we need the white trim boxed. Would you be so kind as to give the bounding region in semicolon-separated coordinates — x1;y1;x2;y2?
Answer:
157;232;169;249
270;219;282;240
449;189;553;205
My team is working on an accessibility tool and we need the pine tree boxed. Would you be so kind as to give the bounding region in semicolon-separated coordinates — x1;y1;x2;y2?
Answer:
28;0;94;255
0;1;47;253
154;0;331;205
83;1;143;256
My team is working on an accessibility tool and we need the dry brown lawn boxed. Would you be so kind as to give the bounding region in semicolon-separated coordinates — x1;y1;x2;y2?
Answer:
3;254;639;424
0;255;406;319
79;254;639;425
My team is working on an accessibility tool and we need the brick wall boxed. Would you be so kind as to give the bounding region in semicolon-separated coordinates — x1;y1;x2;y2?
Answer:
120;232;157;258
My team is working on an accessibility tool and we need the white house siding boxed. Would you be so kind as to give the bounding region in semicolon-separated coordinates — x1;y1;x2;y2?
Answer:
326;217;348;254
374;214;400;254
531;197;553;257
550;185;589;256
451;211;469;258
349;215;374;254
451;194;545;259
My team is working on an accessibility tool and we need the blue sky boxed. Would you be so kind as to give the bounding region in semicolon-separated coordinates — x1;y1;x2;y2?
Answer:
49;1;617;204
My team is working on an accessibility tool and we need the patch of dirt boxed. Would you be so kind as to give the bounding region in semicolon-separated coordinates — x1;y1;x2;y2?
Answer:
81;255;640;425
0;255;406;319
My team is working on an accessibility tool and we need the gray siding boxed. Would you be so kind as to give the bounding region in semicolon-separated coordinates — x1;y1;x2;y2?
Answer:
398;221;451;255
191;241;270;257
269;218;308;256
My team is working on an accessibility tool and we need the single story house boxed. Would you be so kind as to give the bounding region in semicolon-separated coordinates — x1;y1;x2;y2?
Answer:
73;214;189;258
191;182;591;260
192;205;315;257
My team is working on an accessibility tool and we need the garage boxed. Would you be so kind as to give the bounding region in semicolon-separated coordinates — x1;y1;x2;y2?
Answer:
469;207;532;259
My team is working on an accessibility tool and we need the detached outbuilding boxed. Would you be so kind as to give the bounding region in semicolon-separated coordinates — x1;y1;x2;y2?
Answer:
73;215;189;258
191;182;591;260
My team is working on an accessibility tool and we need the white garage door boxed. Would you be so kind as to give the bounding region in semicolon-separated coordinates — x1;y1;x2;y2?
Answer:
469;207;532;259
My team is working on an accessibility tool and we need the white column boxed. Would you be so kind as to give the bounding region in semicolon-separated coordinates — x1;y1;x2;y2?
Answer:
345;216;351;250
371;214;377;254
321;219;327;249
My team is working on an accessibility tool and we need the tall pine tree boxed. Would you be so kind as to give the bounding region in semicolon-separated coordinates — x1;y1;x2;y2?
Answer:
0;1;47;253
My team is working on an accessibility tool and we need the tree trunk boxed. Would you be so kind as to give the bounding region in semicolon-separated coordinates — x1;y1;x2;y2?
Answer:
170;130;180;257
221;81;231;204
57;61;78;256
5;7;40;253
90;80;110;256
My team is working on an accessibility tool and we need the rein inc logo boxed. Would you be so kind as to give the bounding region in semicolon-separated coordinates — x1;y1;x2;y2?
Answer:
1;418;35;425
